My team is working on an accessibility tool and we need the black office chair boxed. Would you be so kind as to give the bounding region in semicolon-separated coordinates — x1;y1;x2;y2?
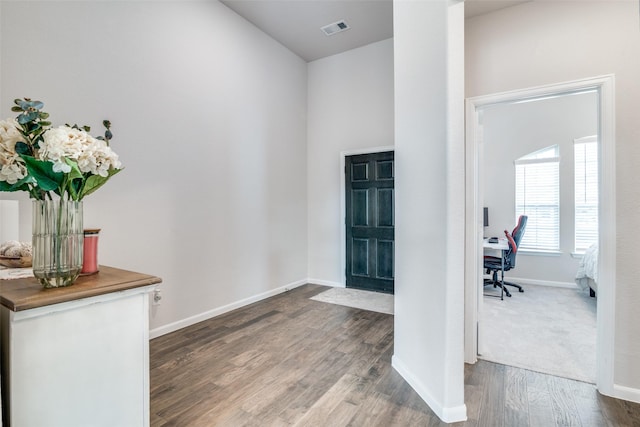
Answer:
484;215;528;299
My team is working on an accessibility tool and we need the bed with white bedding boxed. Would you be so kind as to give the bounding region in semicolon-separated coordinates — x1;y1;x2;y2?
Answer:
575;243;598;296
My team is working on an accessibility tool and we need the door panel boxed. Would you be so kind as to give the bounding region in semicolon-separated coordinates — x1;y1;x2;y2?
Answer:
345;151;394;294
376;160;394;180
351;239;369;276
377;240;394;279
352;189;369;226
377;188;394;227
352;162;369;181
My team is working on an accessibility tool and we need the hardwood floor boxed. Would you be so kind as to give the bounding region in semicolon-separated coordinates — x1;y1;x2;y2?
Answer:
150;284;640;426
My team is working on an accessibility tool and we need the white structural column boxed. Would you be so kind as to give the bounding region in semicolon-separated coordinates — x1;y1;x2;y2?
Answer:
392;0;466;423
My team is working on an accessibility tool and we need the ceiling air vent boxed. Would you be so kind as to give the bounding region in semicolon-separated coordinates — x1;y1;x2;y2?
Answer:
320;20;350;36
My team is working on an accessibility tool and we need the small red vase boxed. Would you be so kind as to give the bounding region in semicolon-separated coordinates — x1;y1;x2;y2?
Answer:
81;228;100;275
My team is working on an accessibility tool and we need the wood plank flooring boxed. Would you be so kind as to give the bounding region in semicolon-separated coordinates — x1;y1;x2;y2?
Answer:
150;284;640;426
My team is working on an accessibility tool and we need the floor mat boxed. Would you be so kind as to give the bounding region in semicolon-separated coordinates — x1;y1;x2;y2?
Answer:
310;287;394;315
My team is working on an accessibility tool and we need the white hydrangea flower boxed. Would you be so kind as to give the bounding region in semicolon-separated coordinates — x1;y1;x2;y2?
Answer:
0;119;26;184
51;161;72;174
76;137;121;177
40;126;87;163
41;126;121;177
0;163;26;184
0;119;22;147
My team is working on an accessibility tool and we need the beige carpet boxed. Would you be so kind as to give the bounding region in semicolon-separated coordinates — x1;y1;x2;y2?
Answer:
481;283;596;383
310;287;394;315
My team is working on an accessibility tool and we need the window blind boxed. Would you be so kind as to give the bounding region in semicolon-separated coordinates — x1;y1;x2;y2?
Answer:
515;148;560;251
574;137;598;252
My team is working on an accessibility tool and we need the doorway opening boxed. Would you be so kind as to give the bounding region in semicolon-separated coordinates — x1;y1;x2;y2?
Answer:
479;90;598;382
464;76;616;394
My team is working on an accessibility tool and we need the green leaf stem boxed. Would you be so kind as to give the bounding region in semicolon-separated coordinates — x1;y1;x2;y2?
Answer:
79;168;122;199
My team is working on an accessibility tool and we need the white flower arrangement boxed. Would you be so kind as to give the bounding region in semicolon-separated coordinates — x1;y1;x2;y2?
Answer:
0;98;122;200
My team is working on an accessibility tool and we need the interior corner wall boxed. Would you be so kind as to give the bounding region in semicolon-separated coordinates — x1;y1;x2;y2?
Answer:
466;1;640;394
393;0;466;422
307;38;394;286
482;91;598;285
0;1;308;334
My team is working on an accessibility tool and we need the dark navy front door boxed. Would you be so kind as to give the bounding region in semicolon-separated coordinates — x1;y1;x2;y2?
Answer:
345;151;394;294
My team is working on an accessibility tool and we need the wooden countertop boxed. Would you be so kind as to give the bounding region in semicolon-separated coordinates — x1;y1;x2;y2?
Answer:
0;266;162;312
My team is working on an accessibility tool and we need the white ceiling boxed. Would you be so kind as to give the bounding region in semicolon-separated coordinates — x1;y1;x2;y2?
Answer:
221;0;530;62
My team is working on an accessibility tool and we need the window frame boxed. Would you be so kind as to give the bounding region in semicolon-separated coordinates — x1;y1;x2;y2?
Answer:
573;135;598;254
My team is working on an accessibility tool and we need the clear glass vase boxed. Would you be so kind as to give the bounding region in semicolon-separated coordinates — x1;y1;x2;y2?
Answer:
32;199;84;288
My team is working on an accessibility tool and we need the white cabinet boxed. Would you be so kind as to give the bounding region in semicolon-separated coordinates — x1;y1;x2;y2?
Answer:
0;267;161;427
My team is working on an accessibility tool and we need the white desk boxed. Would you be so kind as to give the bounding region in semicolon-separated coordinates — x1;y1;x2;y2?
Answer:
483;238;509;299
483;237;509;251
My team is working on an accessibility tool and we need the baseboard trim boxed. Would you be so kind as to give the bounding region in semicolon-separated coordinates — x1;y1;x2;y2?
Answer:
307;278;344;288
611;384;640;404
497;276;578;289
149;278;307;339
392;355;467;423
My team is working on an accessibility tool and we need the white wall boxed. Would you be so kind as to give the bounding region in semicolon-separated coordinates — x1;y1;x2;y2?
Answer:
393;0;466;422
0;1;308;335
466;1;640;394
482;91;598;285
307;38;394;285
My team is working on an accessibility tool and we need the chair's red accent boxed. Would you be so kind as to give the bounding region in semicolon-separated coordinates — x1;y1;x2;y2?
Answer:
512;215;525;239
504;229;517;254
